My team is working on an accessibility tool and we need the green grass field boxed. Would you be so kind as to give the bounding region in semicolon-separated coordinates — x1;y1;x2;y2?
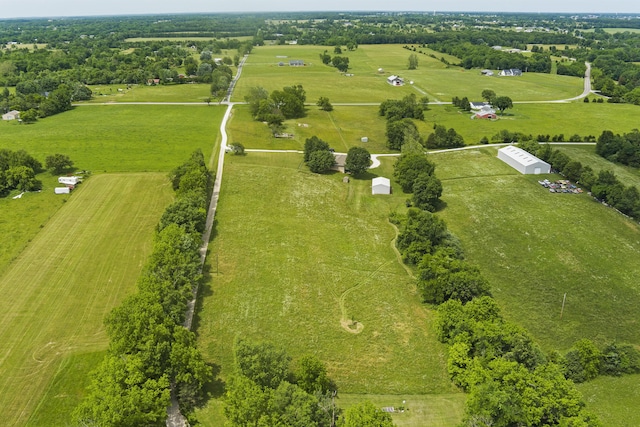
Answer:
84;83;215;103
0;105;224;172
232;44;584;103
433;146;640;351
0;173;174;426
194;152;462;423
577;374;640;427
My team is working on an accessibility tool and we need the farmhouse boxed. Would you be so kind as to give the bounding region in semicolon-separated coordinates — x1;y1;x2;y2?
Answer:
470;102;489;110
289;59;304;67
499;68;523;77
498;146;551;174
372;177;391;194
58;176;82;185
2;110;20;121
387;75;404;86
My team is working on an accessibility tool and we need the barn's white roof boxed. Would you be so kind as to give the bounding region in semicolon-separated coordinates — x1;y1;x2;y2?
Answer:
498;145;541;166
372;177;390;186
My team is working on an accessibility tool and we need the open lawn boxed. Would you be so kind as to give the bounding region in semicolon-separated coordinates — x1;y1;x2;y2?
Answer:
0;104;223;172
433;146;640;351
577;374;640;427
0;173;174;426
424;102;640;144
232;44;583;103
194;152;461;423
83;83;216;103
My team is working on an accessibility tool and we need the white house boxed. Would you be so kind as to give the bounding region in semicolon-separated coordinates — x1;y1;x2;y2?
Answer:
387;75;404;86
2;110;20;121
497;146;551;175
499;68;523;77
58;176;81;185
372;177;391;195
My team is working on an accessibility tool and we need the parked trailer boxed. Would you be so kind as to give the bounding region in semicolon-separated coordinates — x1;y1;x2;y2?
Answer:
54;187;71;194
58;176;81;185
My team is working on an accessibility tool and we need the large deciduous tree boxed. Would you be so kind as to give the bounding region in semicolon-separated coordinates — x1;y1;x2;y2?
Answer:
339;401;394;427
45;153;74;174
494;96;513;115
393;153;436;193
345;147;371;175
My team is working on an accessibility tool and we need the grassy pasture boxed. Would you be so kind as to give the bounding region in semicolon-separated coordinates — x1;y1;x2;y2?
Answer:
424;102;640;144
0;173;173;426
195;152;461;422
433;146;640;351
577;374;640;427
0;105;223;172
233;44;584;103
84;83;214;103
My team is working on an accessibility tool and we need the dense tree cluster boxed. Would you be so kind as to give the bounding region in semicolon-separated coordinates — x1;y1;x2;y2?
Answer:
224;341;340;427
379;94;428;150
245;85;306;134
596;129;640;168
0;149;43;194
425;125;464;149
304;136;335;173
74;151;213;425
344;146;371;175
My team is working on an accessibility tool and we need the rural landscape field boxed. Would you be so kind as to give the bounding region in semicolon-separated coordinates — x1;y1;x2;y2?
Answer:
1;10;640;427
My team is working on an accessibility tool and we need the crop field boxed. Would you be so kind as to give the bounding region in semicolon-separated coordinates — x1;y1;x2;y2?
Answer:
0;105;223;172
0;173;174;426
84;83;215;103
233;44;584;103
194;152;461;423
432;146;640;351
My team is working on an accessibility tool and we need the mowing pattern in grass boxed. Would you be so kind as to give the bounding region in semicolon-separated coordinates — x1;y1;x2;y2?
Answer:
194;152;459;420
0;173;173;426
84;83;214;103
434;147;640;351
0;105;223;173
576;374;640;427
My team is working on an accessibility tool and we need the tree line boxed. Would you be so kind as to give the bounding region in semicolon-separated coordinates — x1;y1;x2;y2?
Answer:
73;150;213;425
0;149;74;194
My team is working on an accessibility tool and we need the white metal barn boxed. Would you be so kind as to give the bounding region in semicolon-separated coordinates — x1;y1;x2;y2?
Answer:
372;177;391;195
497;146;551;175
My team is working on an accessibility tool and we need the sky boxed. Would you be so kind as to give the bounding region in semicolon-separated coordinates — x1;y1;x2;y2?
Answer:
0;0;638;19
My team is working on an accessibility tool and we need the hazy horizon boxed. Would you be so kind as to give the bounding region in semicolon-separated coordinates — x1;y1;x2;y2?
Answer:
0;0;638;20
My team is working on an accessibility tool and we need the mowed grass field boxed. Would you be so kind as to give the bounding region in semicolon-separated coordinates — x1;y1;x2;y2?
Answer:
577;374;640;427
194;153;462;424
0;173;174;426
229;101;639;153
84;83;215;103
232;44;584;103
433;146;640;351
0;105;224;172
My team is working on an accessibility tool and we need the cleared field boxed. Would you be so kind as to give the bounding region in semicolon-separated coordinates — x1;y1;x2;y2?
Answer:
84;83;214;103
0;173;174;426
577;374;640;427
195;152;461;422
433;146;640;351
232;44;583;103
0;105;224;172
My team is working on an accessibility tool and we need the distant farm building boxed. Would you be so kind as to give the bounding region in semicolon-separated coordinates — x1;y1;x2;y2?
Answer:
470;102;489;110
361;137;369;143
499;68;523;77
475;109;497;119
372;177;391;194
481;69;494;76
498;146;551;175
387;75;405;86
289;60;304;67
58;176;81;185
2;110;20;121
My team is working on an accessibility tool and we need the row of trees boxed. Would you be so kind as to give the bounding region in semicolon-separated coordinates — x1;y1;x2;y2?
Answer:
393;152;442;212
73;150;213;425
379;94;428;150
303;136;371;175
319;50;350;73
595;129;640;168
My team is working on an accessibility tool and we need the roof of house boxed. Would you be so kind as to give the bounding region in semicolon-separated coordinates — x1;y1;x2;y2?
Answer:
470;102;488;109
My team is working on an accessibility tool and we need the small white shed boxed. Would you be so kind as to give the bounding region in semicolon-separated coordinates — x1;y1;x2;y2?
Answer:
497;146;551;175
54;187;71;194
372;177;391;195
